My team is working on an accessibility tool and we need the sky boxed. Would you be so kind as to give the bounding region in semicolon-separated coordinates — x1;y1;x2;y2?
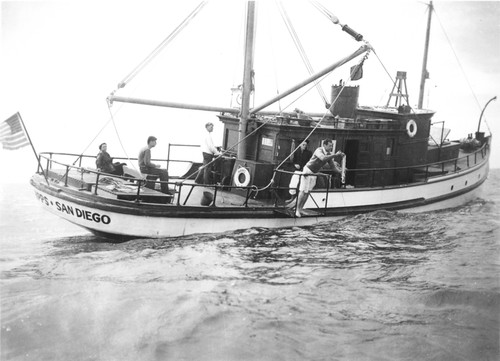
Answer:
0;0;499;183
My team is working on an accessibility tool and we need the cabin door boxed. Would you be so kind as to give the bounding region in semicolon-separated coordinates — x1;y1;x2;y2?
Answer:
344;139;359;186
276;138;294;164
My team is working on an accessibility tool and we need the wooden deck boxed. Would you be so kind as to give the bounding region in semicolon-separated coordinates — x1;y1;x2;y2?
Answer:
45;168;276;208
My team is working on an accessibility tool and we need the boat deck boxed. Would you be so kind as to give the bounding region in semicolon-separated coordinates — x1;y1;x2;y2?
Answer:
45;168;278;208
41;143;488;212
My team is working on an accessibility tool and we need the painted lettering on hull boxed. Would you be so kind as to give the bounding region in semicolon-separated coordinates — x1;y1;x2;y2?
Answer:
34;191;111;225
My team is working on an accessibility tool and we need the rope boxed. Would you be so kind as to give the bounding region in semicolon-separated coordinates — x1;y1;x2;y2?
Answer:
433;8;491;133
117;1;207;90
310;1;339;24
54;102;129;183
106;101;140;174
277;2;329;106
373;50;395;88
254;50;371;193
180;51;370;184
180;67;337;183
180;114;280;183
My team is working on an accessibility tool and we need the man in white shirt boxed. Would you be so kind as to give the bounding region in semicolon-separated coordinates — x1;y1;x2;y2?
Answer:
198;122;221;184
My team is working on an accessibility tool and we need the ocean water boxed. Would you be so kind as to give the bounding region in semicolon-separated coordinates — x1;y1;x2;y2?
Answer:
1;170;499;361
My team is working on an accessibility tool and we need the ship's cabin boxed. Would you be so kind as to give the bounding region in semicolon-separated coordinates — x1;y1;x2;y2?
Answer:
215;85;461;196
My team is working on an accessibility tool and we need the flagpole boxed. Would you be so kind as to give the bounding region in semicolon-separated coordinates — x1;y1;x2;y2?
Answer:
17;112;50;186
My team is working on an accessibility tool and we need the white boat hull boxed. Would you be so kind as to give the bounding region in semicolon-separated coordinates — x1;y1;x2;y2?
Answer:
31;158;489;239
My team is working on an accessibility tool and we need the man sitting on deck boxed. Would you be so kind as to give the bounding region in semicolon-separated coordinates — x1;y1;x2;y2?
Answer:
138;136;169;194
96;143;125;176
295;139;344;218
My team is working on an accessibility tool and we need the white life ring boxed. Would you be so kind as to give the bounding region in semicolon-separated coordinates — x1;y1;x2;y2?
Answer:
233;167;251;187
406;119;417;138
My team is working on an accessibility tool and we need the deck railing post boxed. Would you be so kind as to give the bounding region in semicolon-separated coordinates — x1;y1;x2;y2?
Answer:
295;174;302;211
325;174;331;214
166;144;171;174
212;185;218;206
183;185;196;205
64;166;69;187
272;170;279;207
467;155;470;168
95;173;101;195
425;165;429;182
135;179;142;201
177;183;182;206
36;154;42;174
454;159;458;172
244;187;250;207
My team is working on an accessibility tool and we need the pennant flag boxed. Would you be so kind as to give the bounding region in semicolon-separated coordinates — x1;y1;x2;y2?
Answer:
0;113;30;150
350;63;363;81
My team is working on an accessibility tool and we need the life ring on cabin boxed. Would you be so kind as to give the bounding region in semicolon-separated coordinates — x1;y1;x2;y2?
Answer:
406;119;417;138
233;167;251;187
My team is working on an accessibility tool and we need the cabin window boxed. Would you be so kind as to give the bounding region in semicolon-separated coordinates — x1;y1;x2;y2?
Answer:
257;135;275;162
386;138;394;156
261;137;273;147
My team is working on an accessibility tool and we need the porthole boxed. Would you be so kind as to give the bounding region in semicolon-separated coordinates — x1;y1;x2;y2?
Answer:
465;180;468;186
451;185;454;191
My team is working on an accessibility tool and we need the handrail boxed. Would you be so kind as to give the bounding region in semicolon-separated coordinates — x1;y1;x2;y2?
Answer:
167;143;200;173
274;140;488;189
37;153;267;207
38;139;488;178
36;138;489;210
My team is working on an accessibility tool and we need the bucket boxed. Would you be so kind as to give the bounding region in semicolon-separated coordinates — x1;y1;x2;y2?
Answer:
201;191;213;206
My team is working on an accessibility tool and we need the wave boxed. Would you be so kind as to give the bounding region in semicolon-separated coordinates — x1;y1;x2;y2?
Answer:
423;288;500;313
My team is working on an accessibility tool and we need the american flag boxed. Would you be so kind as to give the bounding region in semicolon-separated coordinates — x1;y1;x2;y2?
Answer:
0;113;30;150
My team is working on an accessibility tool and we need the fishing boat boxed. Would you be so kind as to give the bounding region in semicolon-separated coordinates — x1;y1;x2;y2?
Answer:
29;1;492;240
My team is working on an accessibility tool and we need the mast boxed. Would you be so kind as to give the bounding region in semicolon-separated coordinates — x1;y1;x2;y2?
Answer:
418;1;433;109
237;1;257;160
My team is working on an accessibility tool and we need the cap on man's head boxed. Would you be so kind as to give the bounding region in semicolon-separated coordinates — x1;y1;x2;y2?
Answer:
147;136;157;144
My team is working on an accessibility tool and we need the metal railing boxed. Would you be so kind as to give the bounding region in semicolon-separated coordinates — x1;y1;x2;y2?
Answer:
36;152;260;207
35;138;489;209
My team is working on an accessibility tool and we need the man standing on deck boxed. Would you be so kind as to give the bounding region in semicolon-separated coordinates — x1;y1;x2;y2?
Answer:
289;140;313;197
138;136;169;193
295;139;344;218
197;122;221;184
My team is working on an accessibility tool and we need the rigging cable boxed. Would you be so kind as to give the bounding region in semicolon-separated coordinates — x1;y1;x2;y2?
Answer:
106;100;140;174
372;50;397;104
433;8;492;133
116;1;207;90
180;70;334;183
277;1;329;106
269;2;283;113
54;107;122;183
254;50;371;193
